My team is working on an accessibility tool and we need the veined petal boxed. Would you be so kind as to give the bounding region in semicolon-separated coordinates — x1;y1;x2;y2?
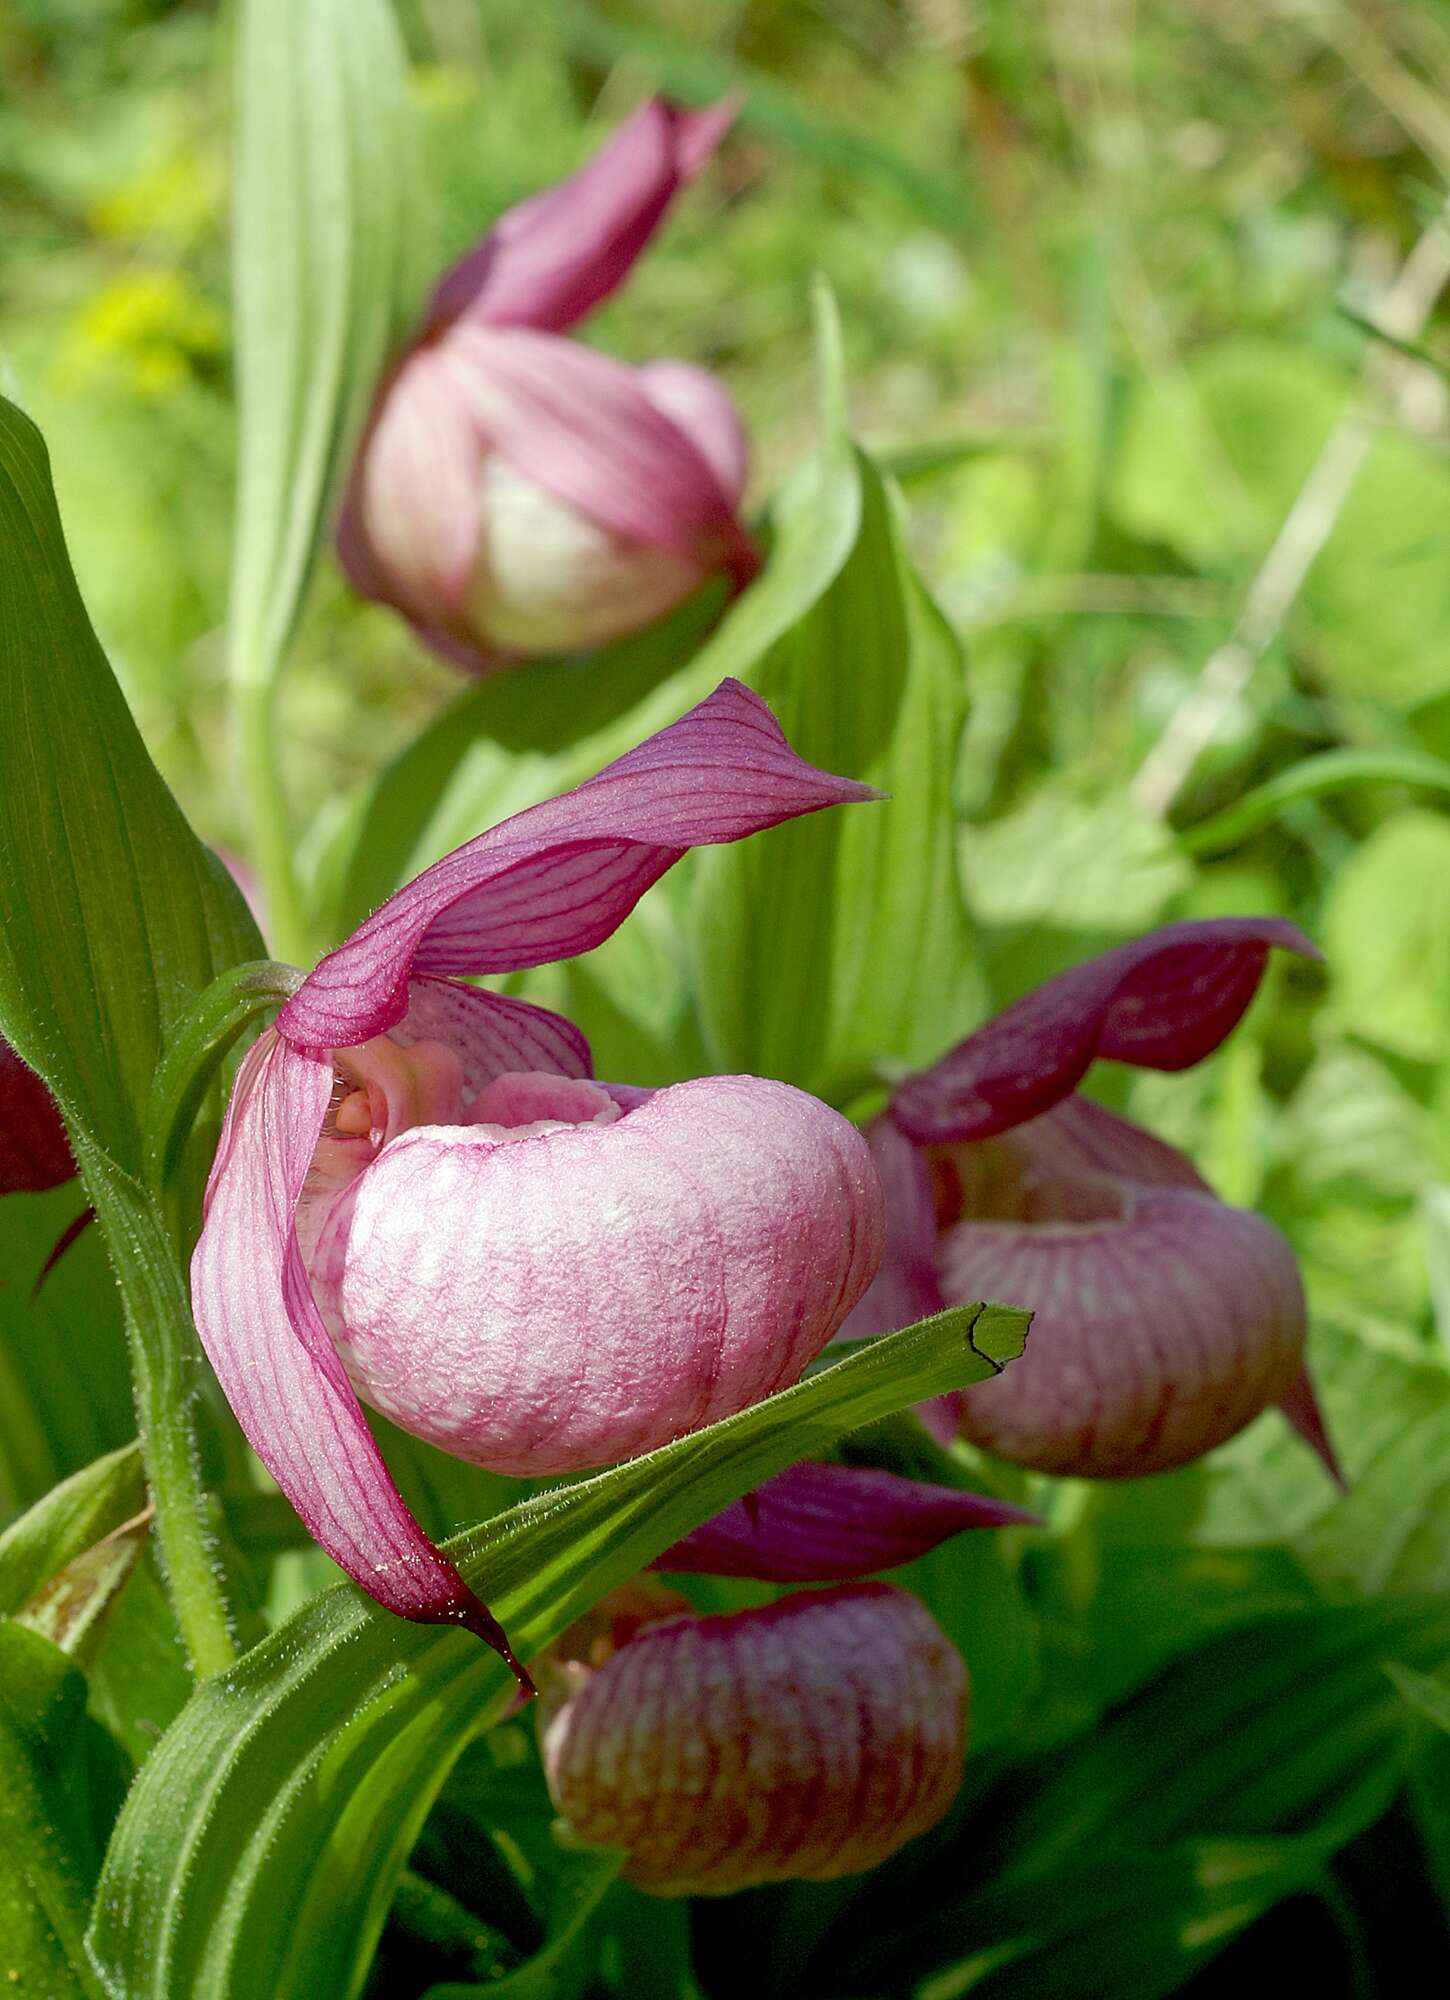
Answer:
424;96;736;336
335;345;486;634
280;679;875;1050
394;976;592;1092
838;1116;945;1341
653;1462;1036;1582
190;1029;529;1681
446;325;758;586
893;918;1319;1145
307;1075;885;1474
542;1583;967;1896
940;1181;1307;1478
0;1036;75;1195
636;359;750;505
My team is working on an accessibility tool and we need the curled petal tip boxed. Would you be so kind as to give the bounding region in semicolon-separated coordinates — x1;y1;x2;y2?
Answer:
894;917;1320;1146
1279;1368;1347;1491
283;678;874;1051
424;93;737;337
425;1591;536;1696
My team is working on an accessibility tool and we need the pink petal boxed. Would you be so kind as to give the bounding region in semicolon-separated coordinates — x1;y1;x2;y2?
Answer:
306;1075;885;1474
1279;1367;1346;1489
0;1036;75;1195
424;97;737;337
637;359;750;505
189;1029;530;1683
335;345;488;636
992;1092;1209;1192
280;679;874;1051
542;1582;967;1896
939;1181;1307;1478
446;325;758;587
892;918;1320;1145
653;1461;1036;1581
838;1116;946;1342
394;976;592;1092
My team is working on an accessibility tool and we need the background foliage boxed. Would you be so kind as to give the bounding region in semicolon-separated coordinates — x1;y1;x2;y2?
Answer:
1;1;1448;1995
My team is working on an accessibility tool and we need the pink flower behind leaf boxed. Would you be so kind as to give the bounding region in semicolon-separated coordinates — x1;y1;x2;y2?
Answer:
0;1037;75;1196
849;921;1340;1483
541;1583;968;1896
339;97;757;672
190;681;883;1682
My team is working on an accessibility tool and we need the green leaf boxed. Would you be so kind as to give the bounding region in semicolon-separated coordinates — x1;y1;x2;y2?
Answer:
1387;1660;1450;1736
1178;746;1450;857
0;1446;143;1619
87;1304;1027;2000
14;1514;151;1672
961;787;1191;936
854;1600;1447;2000
0;398;262;1171
0;1189;134;1517
0;1621;112;1999
227;0;421;693
688;294;978;1094
1321;808;1450;1064
427;1850;624;2000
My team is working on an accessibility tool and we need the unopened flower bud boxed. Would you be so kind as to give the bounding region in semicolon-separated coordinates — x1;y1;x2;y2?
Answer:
541;1582;968;1896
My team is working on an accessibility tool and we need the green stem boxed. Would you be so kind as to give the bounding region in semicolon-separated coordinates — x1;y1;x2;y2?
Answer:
235;674;309;964
75;1138;237;1676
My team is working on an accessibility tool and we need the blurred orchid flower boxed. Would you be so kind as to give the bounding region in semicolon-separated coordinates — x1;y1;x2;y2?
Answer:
191;682;884;1680
0;1037;75;1196
848;919;1342;1482
654;1459;1037;1582
338;97;758;671
541;1581;967;1895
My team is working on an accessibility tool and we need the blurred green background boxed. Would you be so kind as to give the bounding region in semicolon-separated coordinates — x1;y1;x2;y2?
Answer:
2;1;1449;1989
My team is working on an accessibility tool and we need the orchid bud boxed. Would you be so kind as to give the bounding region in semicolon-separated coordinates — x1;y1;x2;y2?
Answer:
540;1584;968;1896
848;922;1341;1483
192;681;881;1672
0;1036;75;1196
338;98;757;672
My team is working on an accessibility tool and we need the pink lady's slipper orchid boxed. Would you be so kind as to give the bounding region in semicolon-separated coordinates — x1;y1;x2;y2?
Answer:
541;1581;968;1895
338;97;758;671
0;1037;75;1196
848;920;1341;1482
191;682;884;1680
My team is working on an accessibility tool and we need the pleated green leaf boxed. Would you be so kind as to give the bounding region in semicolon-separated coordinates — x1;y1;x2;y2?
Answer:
227;0;421;690
0;400;262;1170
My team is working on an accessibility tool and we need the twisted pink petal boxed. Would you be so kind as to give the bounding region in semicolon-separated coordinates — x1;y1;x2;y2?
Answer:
424;97;736;337
653;1461;1036;1582
892;918;1319;1146
191;1030;529;1680
281;679;872;1050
